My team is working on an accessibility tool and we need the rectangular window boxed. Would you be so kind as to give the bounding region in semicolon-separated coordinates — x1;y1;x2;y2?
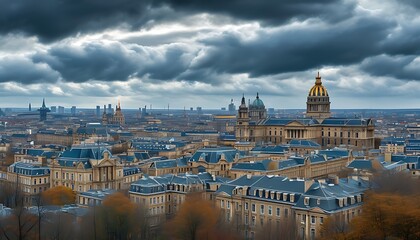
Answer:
310;229;316;240
320;217;324;224
252;216;256;226
276;207;280;217
227;201;230;209
252;203;256;213
311;216;316;224
285;208;289;218
260;205;264;215
245;215;249;225
268;206;272;215
221;200;225;208
245;202;249;210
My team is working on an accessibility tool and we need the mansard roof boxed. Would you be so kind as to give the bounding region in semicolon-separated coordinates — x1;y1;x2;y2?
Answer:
189;147;239;163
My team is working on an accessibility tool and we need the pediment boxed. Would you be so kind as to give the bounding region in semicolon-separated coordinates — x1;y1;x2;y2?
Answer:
216;191;232;197
310;207;326;213
285;121;305;127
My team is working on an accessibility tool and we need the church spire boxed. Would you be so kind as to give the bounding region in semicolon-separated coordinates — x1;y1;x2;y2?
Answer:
315;72;322;85
116;99;121;111
241;94;245;105
42;98;46;108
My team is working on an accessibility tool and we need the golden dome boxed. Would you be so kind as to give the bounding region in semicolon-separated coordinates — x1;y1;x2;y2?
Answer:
308;72;328;97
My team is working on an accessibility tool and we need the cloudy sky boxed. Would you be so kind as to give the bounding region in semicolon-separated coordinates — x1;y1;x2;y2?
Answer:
0;0;419;110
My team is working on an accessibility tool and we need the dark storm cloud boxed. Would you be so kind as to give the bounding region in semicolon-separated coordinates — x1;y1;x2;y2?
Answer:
32;42;141;82
400;0;420;9
190;16;394;77
360;55;420;80
382;23;420;56
31;42;196;82
0;57;59;83
160;0;356;24
0;0;355;42
0;0;158;42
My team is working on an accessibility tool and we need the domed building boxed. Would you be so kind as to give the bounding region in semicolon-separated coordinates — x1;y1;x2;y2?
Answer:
102;100;125;126
235;73;375;151
249;93;267;122
306;72;331;120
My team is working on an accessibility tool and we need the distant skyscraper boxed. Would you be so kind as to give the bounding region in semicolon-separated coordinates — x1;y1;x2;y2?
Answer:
228;99;236;113
29;103;31;112
96;105;101;118
58;106;65;114
108;104;114;114
71;106;76;116
51;106;57;113
38;98;50;121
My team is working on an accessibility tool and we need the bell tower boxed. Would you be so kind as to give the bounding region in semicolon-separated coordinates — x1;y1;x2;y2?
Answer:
306;72;331;121
236;94;250;141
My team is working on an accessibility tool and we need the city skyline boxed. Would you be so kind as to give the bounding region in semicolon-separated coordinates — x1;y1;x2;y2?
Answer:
0;0;419;109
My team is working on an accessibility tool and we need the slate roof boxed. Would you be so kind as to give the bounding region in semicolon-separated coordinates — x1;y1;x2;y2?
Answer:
347;160;373;170
57;145;112;169
189;147;239;163
250;145;288;154
289;139;321;148
11;162;50;176
231;159;272;171
260;118;318;126
320;118;372;126
216;175;369;213
129;172;224;195
293;178;369;213
134;152;151;161
391;155;420;163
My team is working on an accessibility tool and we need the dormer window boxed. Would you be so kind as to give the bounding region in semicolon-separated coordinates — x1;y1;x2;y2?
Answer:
304;197;310;205
290;194;295;202
271;192;275;199
276;192;281;200
317;198;321;205
338;198;343;207
283;193;288;201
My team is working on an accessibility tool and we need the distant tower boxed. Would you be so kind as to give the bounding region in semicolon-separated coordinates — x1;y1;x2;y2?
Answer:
113;100;125;125
228;99;236;113
71;106;76;116
249;93;267;122
29;103;31;112
96;105;101;118
235;94;250;141
38;98;50;121
102;105;108;125
306;72;331;121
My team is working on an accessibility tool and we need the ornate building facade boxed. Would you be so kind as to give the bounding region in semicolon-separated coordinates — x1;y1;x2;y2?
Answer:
102;101;125;125
236;73;375;151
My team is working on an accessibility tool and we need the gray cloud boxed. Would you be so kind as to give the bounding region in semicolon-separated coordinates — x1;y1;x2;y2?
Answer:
190;15;394;78
0;57;59;83
0;0;160;42
160;0;356;24
0;0;356;42
31;42;198;83
360;55;420;80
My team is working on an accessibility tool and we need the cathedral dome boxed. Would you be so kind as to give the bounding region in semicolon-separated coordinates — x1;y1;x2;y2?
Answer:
250;93;265;109
308;73;328;97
